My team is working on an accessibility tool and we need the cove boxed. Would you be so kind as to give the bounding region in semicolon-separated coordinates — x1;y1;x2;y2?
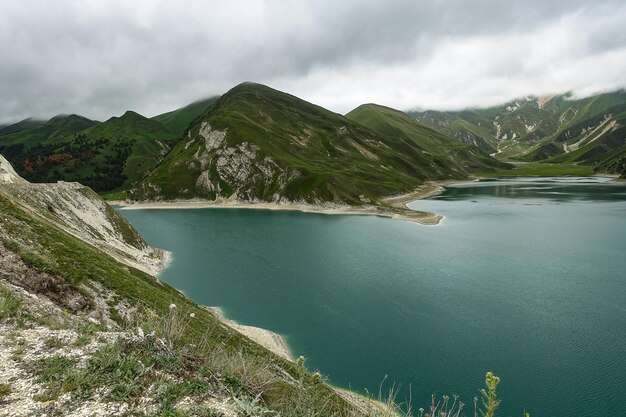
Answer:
118;177;626;417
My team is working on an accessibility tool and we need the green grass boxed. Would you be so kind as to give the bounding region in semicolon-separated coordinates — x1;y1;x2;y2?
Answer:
0;284;23;322
99;189;128;200
0;383;12;403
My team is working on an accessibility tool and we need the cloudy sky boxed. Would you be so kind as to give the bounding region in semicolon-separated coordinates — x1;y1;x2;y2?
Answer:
1;0;625;124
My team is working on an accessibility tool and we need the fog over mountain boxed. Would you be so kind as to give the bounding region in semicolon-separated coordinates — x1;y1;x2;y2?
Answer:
1;0;625;123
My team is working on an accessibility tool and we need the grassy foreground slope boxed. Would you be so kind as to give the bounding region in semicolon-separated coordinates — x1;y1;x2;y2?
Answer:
132;83;504;204
0;158;392;416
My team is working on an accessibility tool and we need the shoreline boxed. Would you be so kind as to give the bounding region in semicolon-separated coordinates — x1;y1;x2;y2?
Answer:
114;200;442;225
205;306;292;361
143;253;291;361
381;179;472;207
124;181;464;363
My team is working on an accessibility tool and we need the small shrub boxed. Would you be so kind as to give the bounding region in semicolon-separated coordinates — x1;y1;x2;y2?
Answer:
416;372;502;417
0;285;23;322
233;393;277;416
44;335;65;349
30;355;80;401
0;383;12;403
32;356;74;384
73;333;92;347
480;371;501;417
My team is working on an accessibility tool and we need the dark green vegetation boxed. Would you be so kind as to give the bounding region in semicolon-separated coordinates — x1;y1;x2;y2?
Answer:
0;112;176;191
0;97;220;194
413;91;626;177
131;83;504;203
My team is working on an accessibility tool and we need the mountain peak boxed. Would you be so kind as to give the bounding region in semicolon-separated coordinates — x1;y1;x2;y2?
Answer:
120;110;146;120
46;114;93;126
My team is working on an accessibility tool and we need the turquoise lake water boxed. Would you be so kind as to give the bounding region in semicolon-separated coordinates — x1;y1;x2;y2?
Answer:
119;177;626;416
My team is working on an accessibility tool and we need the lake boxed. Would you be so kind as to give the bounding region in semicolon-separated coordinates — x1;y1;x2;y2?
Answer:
119;177;626;416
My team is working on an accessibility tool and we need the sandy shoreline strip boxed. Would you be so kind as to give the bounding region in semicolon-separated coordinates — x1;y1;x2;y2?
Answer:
110;183;459;225
381;179;470;207
205;306;292;361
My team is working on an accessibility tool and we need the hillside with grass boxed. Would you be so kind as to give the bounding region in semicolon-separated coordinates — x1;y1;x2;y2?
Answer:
0;117;47;136
346;104;509;173
412;90;626;176
0;111;179;193
131;83;504;204
152;96;220;137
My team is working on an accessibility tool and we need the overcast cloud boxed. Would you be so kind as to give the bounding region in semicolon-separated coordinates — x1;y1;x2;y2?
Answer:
1;0;625;123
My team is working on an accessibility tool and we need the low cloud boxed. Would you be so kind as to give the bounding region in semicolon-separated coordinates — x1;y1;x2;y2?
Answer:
1;0;625;123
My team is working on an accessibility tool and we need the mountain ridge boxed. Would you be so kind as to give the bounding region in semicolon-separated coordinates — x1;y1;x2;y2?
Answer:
411;90;626;176
131;82;505;205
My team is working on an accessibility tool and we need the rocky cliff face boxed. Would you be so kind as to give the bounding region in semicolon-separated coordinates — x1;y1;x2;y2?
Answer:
192;122;302;201
0;154;167;275
0;154;27;184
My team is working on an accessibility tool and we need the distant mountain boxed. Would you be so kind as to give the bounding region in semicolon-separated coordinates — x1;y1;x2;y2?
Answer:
0;117;47;136
412;91;626;176
131;83;505;204
152;96;220;137
0;114;97;152
0;112;178;191
346;104;508;173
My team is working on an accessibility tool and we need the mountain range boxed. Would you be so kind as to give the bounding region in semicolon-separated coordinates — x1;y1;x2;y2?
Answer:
412;91;626;175
1;84;624;206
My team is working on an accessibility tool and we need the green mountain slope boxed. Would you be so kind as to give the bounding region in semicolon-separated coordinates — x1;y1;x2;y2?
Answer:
0;112;178;192
152;96;220;136
132;83;504;204
413;91;626;171
0;117;47;136
346;104;508;173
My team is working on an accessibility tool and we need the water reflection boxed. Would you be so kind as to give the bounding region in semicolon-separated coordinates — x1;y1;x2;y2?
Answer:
436;177;626;202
